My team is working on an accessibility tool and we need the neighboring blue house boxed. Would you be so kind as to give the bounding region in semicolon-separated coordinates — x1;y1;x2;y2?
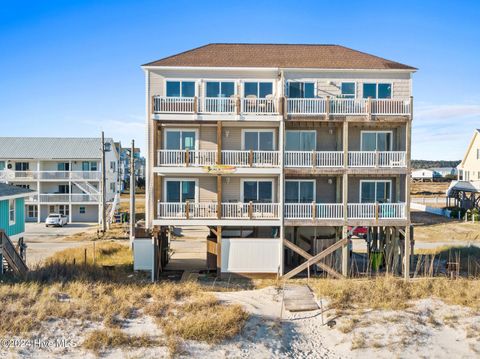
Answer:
0;183;33;241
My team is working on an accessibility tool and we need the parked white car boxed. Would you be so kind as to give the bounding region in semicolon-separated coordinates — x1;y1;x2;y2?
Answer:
45;214;68;227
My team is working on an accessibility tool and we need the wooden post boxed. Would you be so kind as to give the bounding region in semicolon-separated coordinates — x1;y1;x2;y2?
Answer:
375;201;379;223
312;201;316;220
283;96;288;120
216;225;222;275
312;150;317;168
248;149;253;167
84;248;87;266
343;174;348;223
343;121;348;169
185;149;190;167
151;95;155;114
236;96;241;115
185;200;190;219
404;225;411;279
217;175;222;219
216;121;222;165
367;96;372;121
326;95;330;119
248;201;253;219
375;150;379;168
193;96;198;114
342;225;349;277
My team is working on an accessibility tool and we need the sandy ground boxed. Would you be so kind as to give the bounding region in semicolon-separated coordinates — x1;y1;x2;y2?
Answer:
3;286;479;358
166;226;209;271
23;223;96;266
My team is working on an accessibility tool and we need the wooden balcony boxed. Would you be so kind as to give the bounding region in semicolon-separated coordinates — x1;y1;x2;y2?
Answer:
157;201;280;220
284;203;344;219
157;150;280;168
284;151;343;167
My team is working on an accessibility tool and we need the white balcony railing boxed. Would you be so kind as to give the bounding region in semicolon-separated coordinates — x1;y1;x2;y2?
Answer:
284;151;343;167
153;96;196;113
157;202;280;220
157;150;217;167
152;96;412;116
348;151;406;167
284;203;344;219
38;194;100;203
241;98;278;114
0;170;101;181
221;151;280;167
348;203;406;220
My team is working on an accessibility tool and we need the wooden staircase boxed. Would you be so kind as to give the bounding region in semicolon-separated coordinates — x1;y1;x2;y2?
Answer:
0;230;28;277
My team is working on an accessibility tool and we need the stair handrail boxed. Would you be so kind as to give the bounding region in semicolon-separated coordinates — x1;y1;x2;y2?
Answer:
0;230;28;275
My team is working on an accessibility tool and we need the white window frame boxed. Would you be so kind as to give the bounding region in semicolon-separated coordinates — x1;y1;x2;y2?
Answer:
27;205;38;218
360;130;394;151
203;80;237;97
359;180;393;203
286;80;317;98
164;128;199;151
242;80;275;98
285;130;317;151
164;79;197;97
240;178;275;203
340;82;357;98
9;199;15;225
79;206;86;214
241;129;276;150
362;82;393;99
164;178;199;203
285;180;316;203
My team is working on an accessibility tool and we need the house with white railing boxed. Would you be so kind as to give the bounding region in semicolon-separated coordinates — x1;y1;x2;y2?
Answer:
0;137;120;223
141;43;416;279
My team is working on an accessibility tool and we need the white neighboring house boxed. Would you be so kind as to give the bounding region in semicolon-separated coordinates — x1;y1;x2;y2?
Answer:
0;137;120;223
458;129;480;182
429;167;457;178
412;169;437;182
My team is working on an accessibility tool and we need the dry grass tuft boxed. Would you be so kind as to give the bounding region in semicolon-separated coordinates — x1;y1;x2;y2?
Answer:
83;329;158;353
309;276;480;310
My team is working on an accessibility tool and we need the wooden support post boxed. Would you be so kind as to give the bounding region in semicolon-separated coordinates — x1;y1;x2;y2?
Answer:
216;225;222;275
236;96;241;115
343;121;348;169
375;201;379;223
312;201;316;220
185;200;190;219
193;96;198;114
367;96;372;121
312;150;317;168
342;225;349;277
248;201;253;219
216;121;222;165
343;174;348;223
404;225;411;279
248;149;253;167
217;175;222;219
151;95;155;114
325;95;330;120
185;149;190;167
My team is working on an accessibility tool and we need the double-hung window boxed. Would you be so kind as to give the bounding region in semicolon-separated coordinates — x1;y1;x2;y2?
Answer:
165;180;196;203
242;130;274;151
244;82;273;98
363;83;392;99
360;180;391;203
361;131;392;151
341;82;356;98
166;81;195;97
285;180;315;203
285;131;316;151
288;82;315;98
9;199;15;225
242;180;273;203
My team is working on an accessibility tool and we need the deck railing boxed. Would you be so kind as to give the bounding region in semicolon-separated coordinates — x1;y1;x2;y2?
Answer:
284;203;344;219
0;170;101;181
241;98;278;114
348;151;406;167
152;96;411;116
284;151;343;167
157;202;280;220
221;150;280;167
38;194;100;202
157;150;217;167
348;203;406;219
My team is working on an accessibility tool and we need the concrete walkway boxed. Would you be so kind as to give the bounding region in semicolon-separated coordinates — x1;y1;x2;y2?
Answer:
283;284;320;312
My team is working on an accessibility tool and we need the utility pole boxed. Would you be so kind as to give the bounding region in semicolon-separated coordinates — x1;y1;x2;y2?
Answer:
101;131;107;232
130;140;136;242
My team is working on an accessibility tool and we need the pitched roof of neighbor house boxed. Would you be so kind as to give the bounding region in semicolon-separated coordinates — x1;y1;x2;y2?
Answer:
143;43;417;70
0;137;114;160
0;183;34;199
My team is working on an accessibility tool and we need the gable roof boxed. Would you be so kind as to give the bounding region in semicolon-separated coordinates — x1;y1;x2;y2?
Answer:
459;129;480;167
0;137;114;160
143;43;417;70
0;183;34;199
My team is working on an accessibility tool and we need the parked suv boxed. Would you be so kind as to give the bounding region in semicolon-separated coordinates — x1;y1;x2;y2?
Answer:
45;214;68;227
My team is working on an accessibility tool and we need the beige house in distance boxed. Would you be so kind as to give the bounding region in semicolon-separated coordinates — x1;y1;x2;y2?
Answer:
458;129;480;181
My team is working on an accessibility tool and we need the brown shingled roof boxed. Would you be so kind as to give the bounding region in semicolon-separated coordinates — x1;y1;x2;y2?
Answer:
143;43;416;70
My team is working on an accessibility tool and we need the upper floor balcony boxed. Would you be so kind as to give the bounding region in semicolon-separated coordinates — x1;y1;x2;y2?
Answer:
26;193;100;203
152;96;412;118
0;170;101;181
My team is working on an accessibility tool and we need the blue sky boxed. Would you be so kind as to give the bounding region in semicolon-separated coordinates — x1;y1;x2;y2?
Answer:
1;0;479;160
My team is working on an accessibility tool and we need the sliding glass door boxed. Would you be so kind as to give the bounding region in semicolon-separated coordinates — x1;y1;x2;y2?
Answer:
360;180;391;203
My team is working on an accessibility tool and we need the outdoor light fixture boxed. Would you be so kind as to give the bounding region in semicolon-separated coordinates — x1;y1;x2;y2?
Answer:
225;130;230;138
